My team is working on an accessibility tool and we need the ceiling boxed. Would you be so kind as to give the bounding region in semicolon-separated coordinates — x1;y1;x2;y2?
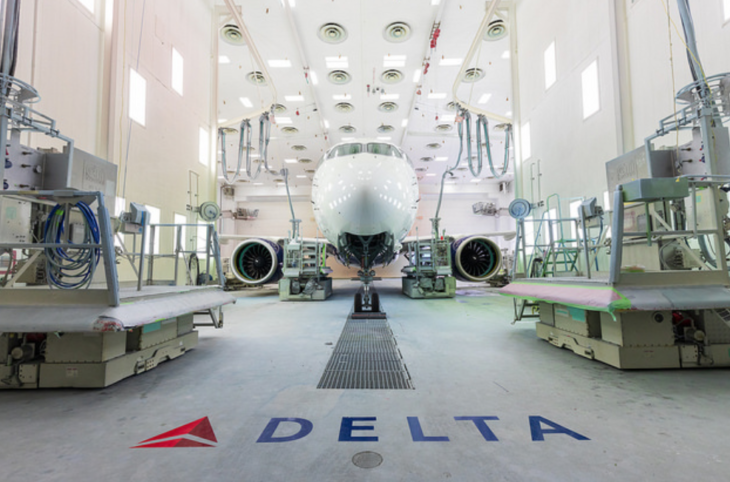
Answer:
215;0;513;191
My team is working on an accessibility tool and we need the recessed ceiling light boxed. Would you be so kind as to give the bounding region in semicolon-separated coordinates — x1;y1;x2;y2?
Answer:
470;178;482;183
276;117;293;124
239;97;253;108
324;120;330;128
377;136;392;141
310;71;318;85
333;94;352;100
284;95;304;102
218;118;228;123
380;94;399;100
439;58;462;66
431;0;440;4
478;94;492;104
383;54;407;68
413;69;421;83
268;59;292;68
342;137;355;141
284;159;298;164
502;50;510;59
435;156;448;161
219;55;231;64
296;175;307;178
426;173;436;177
440;114;456;122
254;182;264;186
506;111;513;117
288;0;296;7
325;56;348;68
427;92;447;99
401;119;408;127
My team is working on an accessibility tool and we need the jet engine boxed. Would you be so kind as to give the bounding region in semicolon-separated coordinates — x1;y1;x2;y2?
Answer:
230;239;284;285
451;236;502;282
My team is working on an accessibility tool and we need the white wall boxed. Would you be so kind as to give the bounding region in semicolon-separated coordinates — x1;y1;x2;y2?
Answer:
14;0;218;282
513;0;730;216
514;0;621;216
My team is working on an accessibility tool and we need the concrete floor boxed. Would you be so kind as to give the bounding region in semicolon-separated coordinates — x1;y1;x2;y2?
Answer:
2;278;730;481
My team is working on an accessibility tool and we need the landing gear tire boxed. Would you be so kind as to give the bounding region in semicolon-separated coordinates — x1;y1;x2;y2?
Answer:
371;292;380;313
354;293;363;313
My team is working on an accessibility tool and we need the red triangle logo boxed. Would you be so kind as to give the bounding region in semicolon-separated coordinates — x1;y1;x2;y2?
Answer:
131;417;217;448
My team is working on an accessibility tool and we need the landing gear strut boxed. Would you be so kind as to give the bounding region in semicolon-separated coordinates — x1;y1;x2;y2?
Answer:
353;269;386;319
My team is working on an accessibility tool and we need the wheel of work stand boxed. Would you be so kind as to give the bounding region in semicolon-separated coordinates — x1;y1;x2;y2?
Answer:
371;293;380;313
354;293;363;313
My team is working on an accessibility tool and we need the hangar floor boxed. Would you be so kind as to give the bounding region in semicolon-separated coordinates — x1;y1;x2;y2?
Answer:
2;278;729;481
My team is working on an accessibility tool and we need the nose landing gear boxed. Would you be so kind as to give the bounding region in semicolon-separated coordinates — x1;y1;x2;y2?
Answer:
353;269;386;319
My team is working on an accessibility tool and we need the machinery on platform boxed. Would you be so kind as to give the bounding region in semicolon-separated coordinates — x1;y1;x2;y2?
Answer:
502;0;730;369
0;0;233;388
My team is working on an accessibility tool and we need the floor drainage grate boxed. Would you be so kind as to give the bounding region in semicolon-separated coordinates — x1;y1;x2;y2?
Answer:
317;315;413;389
352;451;383;469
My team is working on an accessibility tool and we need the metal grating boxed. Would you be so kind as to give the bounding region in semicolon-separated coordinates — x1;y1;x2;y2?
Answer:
317;316;413;389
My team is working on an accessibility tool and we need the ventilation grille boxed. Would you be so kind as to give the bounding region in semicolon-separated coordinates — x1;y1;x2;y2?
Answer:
462;68;484;83
298;158;313;164
291;145;307;151
435;124;453;132
484;19;507;41
328;70;351;84
220;24;246;46
281;126;299;134
381;69;403;84
246;71;267;85
426;143;442;149
274;104;287;114
318;23;348;44
339;125;357;134
377;124;395;133
335;102;355;113
317;315;413;390
383;22;411;42
378;102;398;113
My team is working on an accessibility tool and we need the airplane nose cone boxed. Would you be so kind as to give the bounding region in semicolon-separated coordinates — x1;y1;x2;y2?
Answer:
313;156;417;241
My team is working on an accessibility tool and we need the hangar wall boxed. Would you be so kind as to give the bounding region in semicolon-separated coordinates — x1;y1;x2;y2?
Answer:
514;0;730;216
13;0;218;282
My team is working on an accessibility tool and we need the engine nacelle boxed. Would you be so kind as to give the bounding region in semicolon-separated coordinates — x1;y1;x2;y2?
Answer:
451;236;502;282
230;239;284;285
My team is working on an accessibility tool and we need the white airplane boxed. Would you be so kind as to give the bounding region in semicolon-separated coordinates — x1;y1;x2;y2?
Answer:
225;138;510;301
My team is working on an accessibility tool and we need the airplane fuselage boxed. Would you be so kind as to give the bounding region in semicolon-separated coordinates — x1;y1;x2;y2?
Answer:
311;140;419;269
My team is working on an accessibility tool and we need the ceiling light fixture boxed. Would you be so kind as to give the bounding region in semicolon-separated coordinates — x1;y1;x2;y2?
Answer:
501;50;510;59
239;97;253;108
284;95;304;102
377;136;392;141
439;58;462;66
333;93;352;100
413;69;421;83
219;55;231;64
268;59;292;68
478;93;492;104
325;56;348;68
380;94;399;100
310;70;318;84
284;159;298;164
276;117;293;124
435;157;448;161
401;119;408;127
427;92;447;99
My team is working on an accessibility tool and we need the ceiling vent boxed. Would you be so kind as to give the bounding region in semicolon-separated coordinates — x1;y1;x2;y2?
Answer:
381;69;403;84
378;102;398;113
328;70;351;84
484;19;508;41
334;102;355;113
274;104;287;114
377;125;395;133
281;126;299;134
291;145;307;151
446;101;459;111
274;178;285;183
246;71;267;86
456;166;468;171
318;23;348;44
220;24;246;46
435;124;453;132
383;22;411;42
339;125;357;133
420;157;433;162
462;68;484;83
305;169;316;174
299;158;313;164
415;167;427;172
426;143;442;149
219;127;238;135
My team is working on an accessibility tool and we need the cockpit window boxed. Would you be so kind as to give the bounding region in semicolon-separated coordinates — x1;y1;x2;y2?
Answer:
327;143;362;159
366;143;401;158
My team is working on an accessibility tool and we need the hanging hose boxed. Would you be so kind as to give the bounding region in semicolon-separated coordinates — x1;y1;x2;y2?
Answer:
476;115;512;179
218;110;273;183
434;109;468;224
43;202;101;290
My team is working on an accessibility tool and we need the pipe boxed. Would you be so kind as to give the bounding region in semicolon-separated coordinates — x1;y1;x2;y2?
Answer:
451;0;511;124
